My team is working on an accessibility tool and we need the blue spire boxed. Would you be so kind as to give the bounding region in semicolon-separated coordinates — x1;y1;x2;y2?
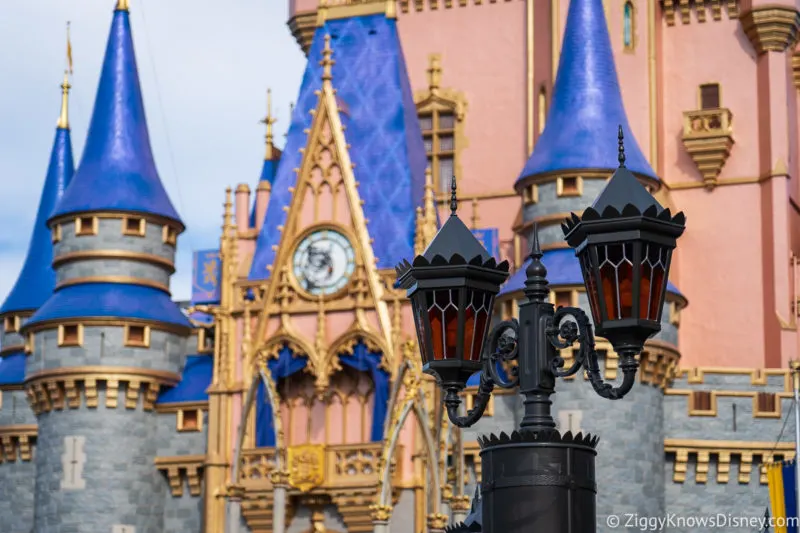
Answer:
50;4;182;225
517;0;656;183
1;85;75;315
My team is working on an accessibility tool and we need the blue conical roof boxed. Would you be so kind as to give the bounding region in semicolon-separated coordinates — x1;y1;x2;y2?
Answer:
1;124;74;315
517;0;656;183
50;5;182;225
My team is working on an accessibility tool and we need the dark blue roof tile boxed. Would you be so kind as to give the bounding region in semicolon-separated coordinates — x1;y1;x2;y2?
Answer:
156;355;213;404
0;352;26;386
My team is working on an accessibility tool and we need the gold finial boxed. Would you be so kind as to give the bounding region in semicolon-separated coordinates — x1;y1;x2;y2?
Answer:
57;71;71;130
66;21;73;75
321;34;335;82
261;89;278;160
223;187;234;231
427;54;442;93
116;0;129;11
414;167;438;252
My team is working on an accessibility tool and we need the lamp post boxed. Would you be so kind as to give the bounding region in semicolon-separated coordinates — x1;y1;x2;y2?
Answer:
396;128;686;533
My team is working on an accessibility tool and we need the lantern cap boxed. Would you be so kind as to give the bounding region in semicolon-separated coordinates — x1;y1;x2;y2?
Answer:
562;126;686;246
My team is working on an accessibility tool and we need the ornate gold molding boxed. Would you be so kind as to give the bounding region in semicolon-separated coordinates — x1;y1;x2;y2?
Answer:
665;438;794;484
0;425;36;463
49;210;185;234
154;455;205;497
25;366;179;414
156;400;209;414
55;276;171;294
662;0;739;26
288;11;316;56
398;0;520;13
23;317;191;337
331;489;382;533
317;0;396;24
53;250;175;273
681;107;734;189
514;168;660;195
740;5;800;54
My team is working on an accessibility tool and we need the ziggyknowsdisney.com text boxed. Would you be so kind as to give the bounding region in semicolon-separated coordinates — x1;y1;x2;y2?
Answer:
605;513;796;530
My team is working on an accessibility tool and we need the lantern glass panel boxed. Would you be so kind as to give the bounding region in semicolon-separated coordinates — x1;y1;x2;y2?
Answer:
427;289;461;360
597;243;635;320
463;289;493;362
580;253;602;324
637;243;669;321
412;291;433;364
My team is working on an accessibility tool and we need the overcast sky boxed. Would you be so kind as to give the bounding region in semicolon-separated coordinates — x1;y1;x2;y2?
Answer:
0;0;305;303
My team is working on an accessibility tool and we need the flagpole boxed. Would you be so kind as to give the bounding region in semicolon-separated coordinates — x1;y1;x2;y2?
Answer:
792;360;800;523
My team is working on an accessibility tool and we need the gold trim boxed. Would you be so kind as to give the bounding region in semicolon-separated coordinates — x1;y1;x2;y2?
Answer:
124;324;151;348
289;11;316;56
57;323;84;347
317;0;395;24
53;249;175;273
52;224;62;244
526;0;535;155
522;184;538;206
538;86;547;135
74;216;99;236
23;317;190;336
197;328;213;354
434;189;517;204
555;175;584;197
49;210;184;234
25;333;33;355
740;5;800;54
515;167;659;193
26;365;179;383
177;408;204;432
154;455;206;497
55;276;170;293
552;0;560;79
163;225;178;246
3;315;20;334
0;425;37;463
664;438;794;485
122;216;147;237
647;0;657;171
156;400;209;413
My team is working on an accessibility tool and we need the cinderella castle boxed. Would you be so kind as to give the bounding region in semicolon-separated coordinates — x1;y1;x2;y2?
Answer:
1;0;799;531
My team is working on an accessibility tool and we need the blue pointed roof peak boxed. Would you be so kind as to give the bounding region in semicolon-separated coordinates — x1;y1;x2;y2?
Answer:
517;0;656;184
1;123;75;316
50;6;182;226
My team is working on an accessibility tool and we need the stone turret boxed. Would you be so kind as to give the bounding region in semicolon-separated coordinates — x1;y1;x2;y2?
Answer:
0;70;75;533
20;2;191;531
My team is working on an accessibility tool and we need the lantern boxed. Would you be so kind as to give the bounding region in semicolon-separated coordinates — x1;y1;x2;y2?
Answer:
396;212;509;391
562;130;686;355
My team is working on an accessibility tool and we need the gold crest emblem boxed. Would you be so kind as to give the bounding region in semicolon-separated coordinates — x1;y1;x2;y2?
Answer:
287;444;326;492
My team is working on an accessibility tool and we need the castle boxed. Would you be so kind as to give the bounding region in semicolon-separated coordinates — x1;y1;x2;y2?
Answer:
1;0;799;532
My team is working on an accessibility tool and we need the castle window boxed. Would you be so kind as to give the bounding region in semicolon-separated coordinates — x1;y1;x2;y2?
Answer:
553;290;572;309
3;315;19;334
538;86;547;134
75;216;98;237
52;224;62;244
690;390;713;414
755;392;779;417
523;184;539;206
623;1;635;51
122;217;146;237
162;225;178;246
700;83;720;110
556;176;583;197
500;300;518;320
197;328;213;353
415;54;467;195
25;332;34;354
124;325;150;348
177;409;202;432
58;324;83;347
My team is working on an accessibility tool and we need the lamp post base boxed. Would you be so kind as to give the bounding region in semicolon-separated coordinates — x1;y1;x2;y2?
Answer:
479;429;599;533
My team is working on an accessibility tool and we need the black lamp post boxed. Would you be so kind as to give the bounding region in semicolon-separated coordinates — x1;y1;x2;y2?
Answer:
396;128;686;533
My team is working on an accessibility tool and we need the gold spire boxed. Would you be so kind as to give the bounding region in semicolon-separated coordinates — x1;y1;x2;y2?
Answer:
260;89;278;160
427;54;442;94
57;71;71;130
321;34;335;82
116;0;129;11
414;167;438;253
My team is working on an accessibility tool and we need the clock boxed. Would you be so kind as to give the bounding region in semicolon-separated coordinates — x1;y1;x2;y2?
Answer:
292;229;356;296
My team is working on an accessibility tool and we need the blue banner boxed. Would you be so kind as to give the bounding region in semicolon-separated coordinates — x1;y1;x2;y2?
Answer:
471;228;500;259
192;250;221;304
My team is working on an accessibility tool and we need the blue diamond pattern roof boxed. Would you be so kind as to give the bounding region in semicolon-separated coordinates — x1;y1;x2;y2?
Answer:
0;352;26;386
50;7;182;225
248;15;427;279
156;355;213;404
1;126;74;315
26;283;191;329
517;0;656;183
498;249;682;299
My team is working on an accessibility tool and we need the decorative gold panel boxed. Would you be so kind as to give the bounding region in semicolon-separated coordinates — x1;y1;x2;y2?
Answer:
288;444;326;492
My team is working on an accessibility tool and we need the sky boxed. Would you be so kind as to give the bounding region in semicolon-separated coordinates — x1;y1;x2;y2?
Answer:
0;0;306;303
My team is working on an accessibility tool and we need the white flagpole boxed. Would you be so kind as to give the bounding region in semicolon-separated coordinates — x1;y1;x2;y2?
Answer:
791;360;800;524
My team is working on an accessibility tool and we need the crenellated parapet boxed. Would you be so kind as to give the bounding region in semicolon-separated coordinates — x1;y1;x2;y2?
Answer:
661;0;739;26
0;425;36;463
24;366;179;415
740;4;800;54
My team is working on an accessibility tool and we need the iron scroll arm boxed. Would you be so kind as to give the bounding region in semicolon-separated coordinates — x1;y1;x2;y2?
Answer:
547;306;639;400
443;320;521;428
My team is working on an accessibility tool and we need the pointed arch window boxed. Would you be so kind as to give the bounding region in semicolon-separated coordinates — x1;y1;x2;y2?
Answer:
415;54;468;195
623;1;636;51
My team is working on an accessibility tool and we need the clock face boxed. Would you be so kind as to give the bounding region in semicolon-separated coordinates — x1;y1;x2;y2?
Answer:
292;229;356;296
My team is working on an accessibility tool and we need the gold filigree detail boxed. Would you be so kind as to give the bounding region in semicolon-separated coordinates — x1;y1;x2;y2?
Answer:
288;444;326;492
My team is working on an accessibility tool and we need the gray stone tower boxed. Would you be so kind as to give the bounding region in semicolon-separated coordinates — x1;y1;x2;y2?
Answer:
0;72;75;533
491;0;685;525
19;2;192;532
